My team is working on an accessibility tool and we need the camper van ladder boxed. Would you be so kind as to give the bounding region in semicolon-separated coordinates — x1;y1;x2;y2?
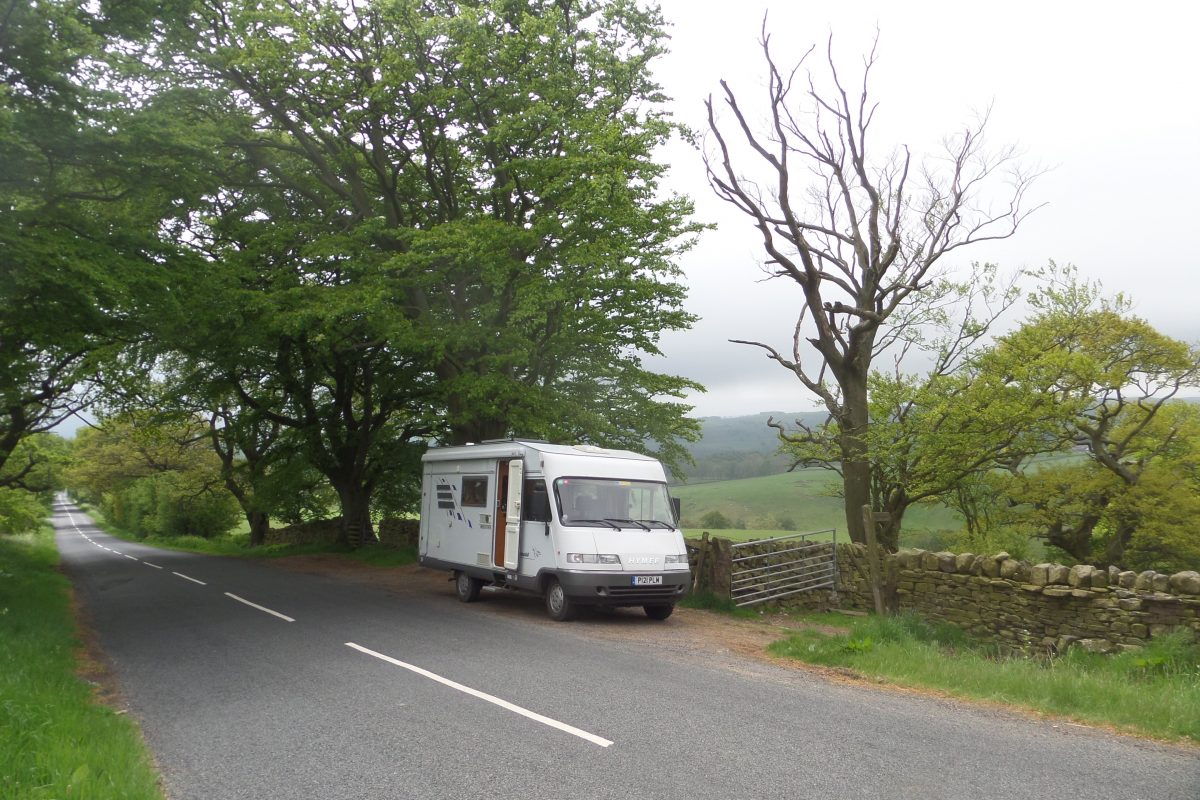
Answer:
729;529;837;607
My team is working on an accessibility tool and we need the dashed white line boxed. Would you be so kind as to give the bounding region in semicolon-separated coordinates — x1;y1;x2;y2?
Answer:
173;571;207;586
123;554;138;561
143;562;163;569
344;642;613;748
224;593;294;622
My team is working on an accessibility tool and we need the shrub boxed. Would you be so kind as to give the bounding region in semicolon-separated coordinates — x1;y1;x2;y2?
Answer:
698;510;732;529
0;488;49;535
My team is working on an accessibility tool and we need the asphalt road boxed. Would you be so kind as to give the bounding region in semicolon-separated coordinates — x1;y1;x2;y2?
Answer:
53;501;1199;800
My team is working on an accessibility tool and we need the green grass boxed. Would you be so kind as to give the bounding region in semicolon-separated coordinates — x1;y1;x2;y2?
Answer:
683;528;838;543
672;470;962;545
0;525;164;799
769;612;1200;742
86;510;416;568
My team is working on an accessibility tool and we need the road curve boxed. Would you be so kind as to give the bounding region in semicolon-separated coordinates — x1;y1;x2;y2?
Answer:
54;502;1199;800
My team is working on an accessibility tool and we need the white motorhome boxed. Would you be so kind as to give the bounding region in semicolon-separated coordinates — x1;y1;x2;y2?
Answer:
418;440;689;620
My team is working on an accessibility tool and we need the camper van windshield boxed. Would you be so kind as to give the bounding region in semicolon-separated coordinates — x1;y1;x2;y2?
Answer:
554;478;677;530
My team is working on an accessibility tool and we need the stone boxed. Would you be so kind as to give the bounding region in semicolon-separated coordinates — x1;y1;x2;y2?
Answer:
936;552;957;572
981;558;1001;578
1129;623;1148;638
988;580;1009;588
1168;570;1200;595
1117;597;1142;611
1019;584;1043;593
920;551;941;571
1107;565;1121;585
1055;635;1079;652
955;553;976;573
1118;571;1137;589
1029;563;1052;586
1152;574;1172;593
1090;570;1109;588
1068;564;1095;587
1134;571;1157;592
1077;638;1115;654
999;559;1022;579
1047;565;1071;585
1042;587;1072;598
993;551;1011;562
1071;589;1093;598
898;548;920;569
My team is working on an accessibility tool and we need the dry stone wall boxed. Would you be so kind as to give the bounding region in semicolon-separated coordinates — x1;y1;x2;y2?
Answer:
263;517;417;549
686;536;1200;652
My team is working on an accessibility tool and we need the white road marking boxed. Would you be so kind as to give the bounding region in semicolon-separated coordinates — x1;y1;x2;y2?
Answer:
173;571;207;586
144;562;163;569
344;642;613;748
124;554;138;561
224;593;294;622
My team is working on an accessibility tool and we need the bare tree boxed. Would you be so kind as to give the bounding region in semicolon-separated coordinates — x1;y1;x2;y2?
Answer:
706;27;1040;542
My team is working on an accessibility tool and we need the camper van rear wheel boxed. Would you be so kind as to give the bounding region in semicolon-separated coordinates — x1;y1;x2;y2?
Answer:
643;604;674;620
544;577;576;621
455;571;482;603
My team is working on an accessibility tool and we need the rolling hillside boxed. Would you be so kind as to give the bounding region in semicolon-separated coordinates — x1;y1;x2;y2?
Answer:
672;469;963;547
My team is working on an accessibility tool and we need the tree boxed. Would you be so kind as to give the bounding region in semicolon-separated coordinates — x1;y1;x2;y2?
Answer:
706;29;1039;542
131;0;702;473
775;266;1068;549
989;273;1200;565
66;414;241;539
1;0;217;476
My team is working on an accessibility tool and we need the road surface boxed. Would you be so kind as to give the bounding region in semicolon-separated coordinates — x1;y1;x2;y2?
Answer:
53;502;1199;799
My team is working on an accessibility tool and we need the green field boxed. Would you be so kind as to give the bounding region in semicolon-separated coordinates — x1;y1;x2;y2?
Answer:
672;470;962;547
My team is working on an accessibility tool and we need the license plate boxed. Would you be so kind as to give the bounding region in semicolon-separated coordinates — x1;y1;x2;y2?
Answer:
632;575;663;586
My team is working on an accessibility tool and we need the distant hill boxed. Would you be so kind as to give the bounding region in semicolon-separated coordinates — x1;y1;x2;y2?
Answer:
675;410;828;484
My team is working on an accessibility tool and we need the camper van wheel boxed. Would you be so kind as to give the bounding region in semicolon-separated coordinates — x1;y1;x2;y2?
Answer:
455;571;482;603
643;604;674;620
544;577;576;621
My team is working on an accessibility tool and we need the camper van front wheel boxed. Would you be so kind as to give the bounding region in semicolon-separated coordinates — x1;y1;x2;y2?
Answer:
544;578;576;621
455;571;482;603
644;604;674;620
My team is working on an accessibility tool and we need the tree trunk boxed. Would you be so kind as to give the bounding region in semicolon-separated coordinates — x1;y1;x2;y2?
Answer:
1101;518;1138;569
223;477;270;548
334;482;375;548
839;376;870;544
247;510;270;548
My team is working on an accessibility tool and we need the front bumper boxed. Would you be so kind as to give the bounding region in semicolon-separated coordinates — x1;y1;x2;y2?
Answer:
556;569;690;606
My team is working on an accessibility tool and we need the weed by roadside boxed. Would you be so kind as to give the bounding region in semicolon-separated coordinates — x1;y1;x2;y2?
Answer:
679;591;761;619
769;611;1200;742
0;525;164;799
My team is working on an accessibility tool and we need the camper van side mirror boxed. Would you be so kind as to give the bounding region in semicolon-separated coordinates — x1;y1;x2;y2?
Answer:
671;497;681;523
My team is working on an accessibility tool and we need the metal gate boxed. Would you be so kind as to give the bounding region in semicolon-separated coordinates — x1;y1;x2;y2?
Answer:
729;530;837;607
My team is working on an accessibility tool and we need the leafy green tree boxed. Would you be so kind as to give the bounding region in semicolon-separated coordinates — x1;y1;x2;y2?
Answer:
1;0;217;476
66;414;240;539
988;272;1200;565
109;0;703;545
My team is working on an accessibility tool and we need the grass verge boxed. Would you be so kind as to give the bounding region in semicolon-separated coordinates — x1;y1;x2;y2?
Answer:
768;612;1200;742
0;524;164;799
86;509;417;568
678;590;760;619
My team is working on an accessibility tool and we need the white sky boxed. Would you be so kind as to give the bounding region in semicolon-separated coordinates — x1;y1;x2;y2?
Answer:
650;0;1200;417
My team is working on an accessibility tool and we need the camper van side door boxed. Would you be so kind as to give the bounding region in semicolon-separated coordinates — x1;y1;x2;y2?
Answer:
503;459;523;571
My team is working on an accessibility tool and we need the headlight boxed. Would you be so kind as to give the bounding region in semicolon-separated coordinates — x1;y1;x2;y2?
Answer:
664;554;688;564
567;553;621;564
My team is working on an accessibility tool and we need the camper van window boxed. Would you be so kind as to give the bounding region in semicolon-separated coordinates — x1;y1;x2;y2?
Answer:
461;476;488;507
523;479;551;522
554;477;676;530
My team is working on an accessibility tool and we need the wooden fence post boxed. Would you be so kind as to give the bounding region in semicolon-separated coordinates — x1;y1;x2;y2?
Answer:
861;504;887;616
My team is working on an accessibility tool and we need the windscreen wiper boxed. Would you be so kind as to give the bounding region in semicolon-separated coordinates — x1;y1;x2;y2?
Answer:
607;518;650;531
635;519;676;530
571;518;621;530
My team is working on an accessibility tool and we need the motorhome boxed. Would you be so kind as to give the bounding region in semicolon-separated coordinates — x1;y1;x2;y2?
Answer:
418;440;689;621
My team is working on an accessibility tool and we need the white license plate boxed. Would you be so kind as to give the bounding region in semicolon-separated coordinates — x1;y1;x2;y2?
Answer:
632;575;663;586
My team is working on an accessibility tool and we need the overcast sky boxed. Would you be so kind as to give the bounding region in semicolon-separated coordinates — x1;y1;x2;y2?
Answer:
649;0;1200;417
